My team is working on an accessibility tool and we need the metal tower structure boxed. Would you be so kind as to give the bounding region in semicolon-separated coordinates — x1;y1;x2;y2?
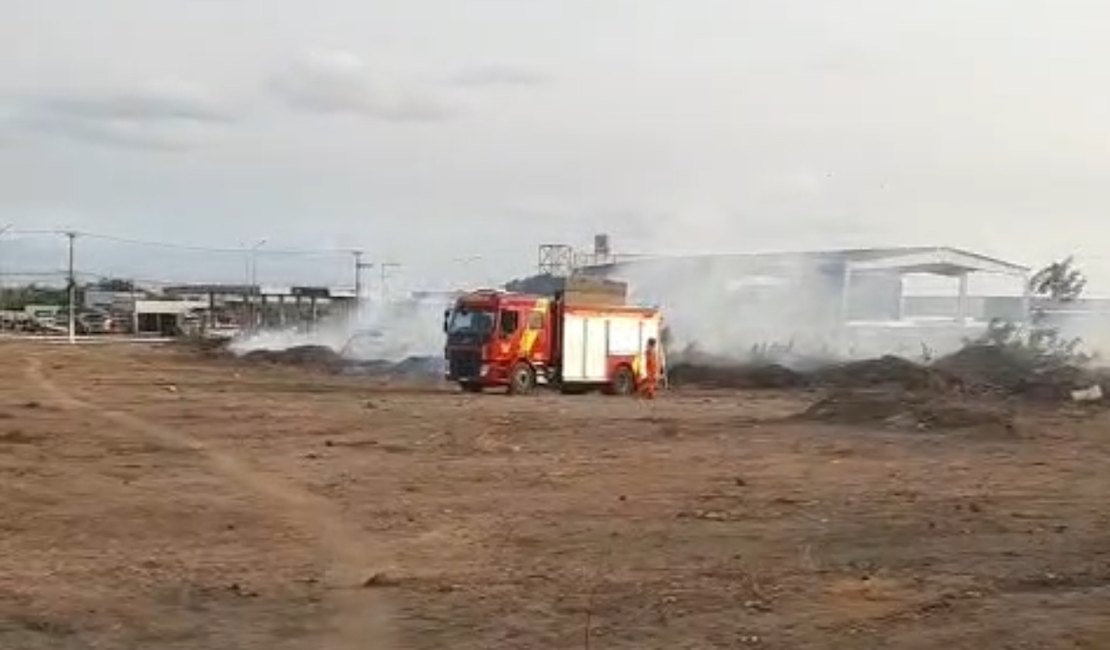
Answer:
537;244;575;277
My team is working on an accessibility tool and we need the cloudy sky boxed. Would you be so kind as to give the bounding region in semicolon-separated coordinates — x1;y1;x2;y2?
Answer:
1;0;1109;292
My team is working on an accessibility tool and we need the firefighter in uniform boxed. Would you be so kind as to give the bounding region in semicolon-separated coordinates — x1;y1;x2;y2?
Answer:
641;337;660;399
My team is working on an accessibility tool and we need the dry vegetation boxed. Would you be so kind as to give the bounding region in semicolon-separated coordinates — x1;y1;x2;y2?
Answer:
2;341;1110;649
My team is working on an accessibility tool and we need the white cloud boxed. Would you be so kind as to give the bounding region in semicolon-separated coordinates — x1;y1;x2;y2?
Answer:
268;50;458;121
3;0;1110;292
41;78;234;123
6;77;234;150
0;117;13;147
17;113;187;150
449;64;551;88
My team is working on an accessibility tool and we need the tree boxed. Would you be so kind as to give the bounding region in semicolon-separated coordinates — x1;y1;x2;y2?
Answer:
90;278;135;292
0;284;68;310
1029;256;1086;302
1018;256;1089;364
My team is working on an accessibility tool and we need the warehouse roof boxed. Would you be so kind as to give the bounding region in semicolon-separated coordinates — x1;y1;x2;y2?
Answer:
162;284;353;298
581;246;1029;277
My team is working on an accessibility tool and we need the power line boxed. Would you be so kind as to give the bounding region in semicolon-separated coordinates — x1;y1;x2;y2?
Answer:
100;233;355;256
0;271;66;277
7;229;357;257
5;229;62;237
79;231;356;256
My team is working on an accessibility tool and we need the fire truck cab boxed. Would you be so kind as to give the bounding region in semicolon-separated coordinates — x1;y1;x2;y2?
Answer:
444;288;663;395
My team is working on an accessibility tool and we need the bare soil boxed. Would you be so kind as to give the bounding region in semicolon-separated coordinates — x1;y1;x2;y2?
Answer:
2;341;1110;649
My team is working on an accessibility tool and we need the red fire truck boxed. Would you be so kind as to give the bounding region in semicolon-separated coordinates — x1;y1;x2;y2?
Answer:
443;289;663;395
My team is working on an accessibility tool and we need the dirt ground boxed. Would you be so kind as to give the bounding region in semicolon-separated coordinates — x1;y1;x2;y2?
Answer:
2;341;1110;649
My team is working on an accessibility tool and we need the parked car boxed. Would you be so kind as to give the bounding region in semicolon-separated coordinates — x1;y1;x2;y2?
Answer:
77;311;113;334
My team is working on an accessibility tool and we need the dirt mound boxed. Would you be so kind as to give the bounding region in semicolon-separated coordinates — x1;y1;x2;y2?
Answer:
390;356;446;379
1019;365;1097;402
242;345;344;368
236;345;443;381
668;363;808;389
801;390;1014;433
669;355;949;391
812;356;954;392
934;345;1103;401
174;337;233;359
343;356;445;381
933;345;1035;391
671;347;1104;405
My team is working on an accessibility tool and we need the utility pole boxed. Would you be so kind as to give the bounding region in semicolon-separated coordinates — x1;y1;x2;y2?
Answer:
379;262;400;302
249;239;267;288
352;251;374;311
353;251;362;299
0;224;11;301
244;239;266;330
66;231;76;344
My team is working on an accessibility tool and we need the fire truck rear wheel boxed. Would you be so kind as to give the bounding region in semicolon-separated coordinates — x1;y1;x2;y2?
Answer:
611;366;636;397
508;362;536;395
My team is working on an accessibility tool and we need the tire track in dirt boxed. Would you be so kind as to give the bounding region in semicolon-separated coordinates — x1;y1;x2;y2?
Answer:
25;355;397;649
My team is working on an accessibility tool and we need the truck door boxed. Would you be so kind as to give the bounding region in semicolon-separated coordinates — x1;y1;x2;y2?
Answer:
525;310;547;363
497;309;521;360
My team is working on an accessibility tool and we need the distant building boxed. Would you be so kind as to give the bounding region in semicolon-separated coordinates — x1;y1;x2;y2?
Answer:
134;299;209;336
160;283;357;333
84;289;140;311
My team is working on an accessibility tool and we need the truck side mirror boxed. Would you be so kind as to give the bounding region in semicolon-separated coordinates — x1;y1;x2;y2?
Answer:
442;309;450;333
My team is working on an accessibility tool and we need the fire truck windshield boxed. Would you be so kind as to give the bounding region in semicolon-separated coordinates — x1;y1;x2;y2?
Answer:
447;308;495;336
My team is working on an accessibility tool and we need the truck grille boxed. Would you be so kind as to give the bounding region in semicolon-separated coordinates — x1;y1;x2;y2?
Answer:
448;350;482;379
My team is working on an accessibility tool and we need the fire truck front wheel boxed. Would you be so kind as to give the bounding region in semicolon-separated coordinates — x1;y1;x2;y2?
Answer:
508;362;536;395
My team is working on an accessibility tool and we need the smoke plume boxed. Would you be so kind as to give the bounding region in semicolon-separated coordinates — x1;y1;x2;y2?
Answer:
229;295;449;361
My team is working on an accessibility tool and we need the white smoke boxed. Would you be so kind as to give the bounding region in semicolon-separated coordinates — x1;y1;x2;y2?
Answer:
1036;308;1110;365
229;295;450;361
611;257;850;365
607;257;1014;366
